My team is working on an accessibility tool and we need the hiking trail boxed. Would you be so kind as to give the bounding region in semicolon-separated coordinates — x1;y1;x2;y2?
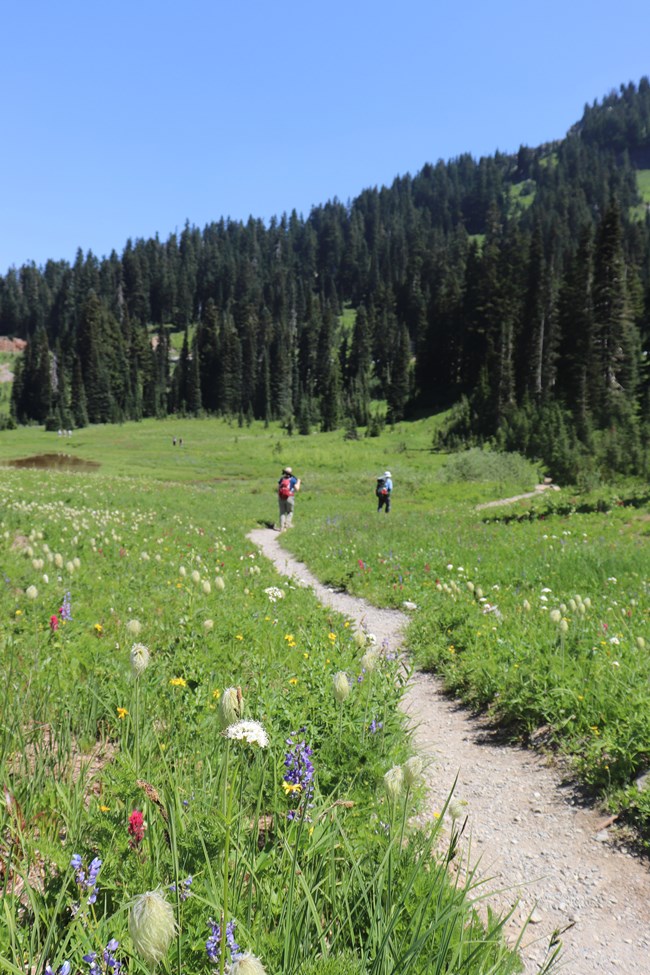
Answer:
248;527;650;975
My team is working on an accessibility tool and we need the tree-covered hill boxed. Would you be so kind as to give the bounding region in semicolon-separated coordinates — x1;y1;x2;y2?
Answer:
4;78;650;479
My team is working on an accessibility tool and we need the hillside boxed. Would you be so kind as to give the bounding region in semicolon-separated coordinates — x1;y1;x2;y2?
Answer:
2;78;650;481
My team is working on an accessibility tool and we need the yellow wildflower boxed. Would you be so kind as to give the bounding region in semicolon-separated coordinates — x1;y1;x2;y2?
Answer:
94;623;103;634
169;677;187;687
117;707;129;719
288;677;298;685
212;688;221;700
99;804;110;813
282;781;302;794
235;634;243;641
328;632;337;642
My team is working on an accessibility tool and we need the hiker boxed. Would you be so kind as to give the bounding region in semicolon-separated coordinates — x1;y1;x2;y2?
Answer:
376;470;392;513
278;466;301;531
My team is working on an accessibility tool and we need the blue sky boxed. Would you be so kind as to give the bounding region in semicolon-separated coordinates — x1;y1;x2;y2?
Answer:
1;0;648;273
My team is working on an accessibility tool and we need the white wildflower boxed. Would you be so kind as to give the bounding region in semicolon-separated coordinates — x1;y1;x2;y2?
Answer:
128;890;177;966
384;765;404;801
225;720;269;748
403;755;423;788
130;643;150;678
333;671;351;704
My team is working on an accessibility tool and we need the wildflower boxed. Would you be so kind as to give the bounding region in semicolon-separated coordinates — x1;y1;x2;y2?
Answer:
71;853;102;905
128;810;147;848
204;619;214;632
50;614;60;632
128;890;177;966
60;591;72;620
284;734;314;812
191;570;201;584
448;798;467;822
206;918;240;964
66;561;75;575
179;566;187;577
403;755;423;788
215;576;226;591
45;962;71;975
360;647;380;673
559;619;569;634
82;938;122;975
230;953;267;975
549;609;562;623
218;686;243;728
94;623;103;635
169;676;187;687
54;553;64;568
328;631;337;642
333;671;350;703
522;599;531;612
169;876;192;901
26;585;38;599
383;765;404;801
225;720;269;748
117;707;128;720
369;718;383;734
353;629;367;648
126;619;142;636
130;643;150;678
288;677;298;685
263;586;284;602
202;580;211;595
637;637;646;650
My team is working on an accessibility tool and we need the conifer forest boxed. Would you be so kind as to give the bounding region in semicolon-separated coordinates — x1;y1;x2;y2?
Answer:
4;79;650;479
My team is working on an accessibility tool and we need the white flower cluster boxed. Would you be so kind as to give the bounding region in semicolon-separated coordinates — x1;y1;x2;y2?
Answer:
264;586;285;603
225;720;269;748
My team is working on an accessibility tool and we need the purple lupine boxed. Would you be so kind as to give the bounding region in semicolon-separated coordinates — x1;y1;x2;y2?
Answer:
83;938;122;975
71;853;102;905
45;963;70;975
206;918;240;964
169;875;193;901
369;718;383;734
60;592;73;621
284;732;315;820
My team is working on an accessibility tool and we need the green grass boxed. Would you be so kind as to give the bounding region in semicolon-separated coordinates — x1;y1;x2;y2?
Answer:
508;180;536;213
636;168;650;203
0;417;553;975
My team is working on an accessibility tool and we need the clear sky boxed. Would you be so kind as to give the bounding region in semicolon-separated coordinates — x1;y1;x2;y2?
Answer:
1;0;648;273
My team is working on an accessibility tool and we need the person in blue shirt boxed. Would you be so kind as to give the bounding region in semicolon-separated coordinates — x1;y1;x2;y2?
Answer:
376;470;393;513
277;466;301;531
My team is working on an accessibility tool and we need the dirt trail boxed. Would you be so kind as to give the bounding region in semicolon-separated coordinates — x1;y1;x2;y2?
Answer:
248;527;650;975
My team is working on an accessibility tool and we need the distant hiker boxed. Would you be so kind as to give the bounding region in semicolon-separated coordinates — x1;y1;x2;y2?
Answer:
278;466;301;531
376;470;392;513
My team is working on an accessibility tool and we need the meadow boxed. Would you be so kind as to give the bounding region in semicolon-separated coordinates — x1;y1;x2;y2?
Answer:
3;413;648;974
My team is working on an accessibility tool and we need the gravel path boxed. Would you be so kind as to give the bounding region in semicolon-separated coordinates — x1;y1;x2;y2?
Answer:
248;528;650;975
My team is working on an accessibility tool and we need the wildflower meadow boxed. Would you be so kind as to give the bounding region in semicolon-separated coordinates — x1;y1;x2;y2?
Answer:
3;414;645;973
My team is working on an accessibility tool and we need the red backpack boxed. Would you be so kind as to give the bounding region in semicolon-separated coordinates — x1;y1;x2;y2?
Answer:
278;476;292;499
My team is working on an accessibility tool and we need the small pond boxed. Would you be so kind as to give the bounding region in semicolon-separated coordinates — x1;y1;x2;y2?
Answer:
6;453;100;471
